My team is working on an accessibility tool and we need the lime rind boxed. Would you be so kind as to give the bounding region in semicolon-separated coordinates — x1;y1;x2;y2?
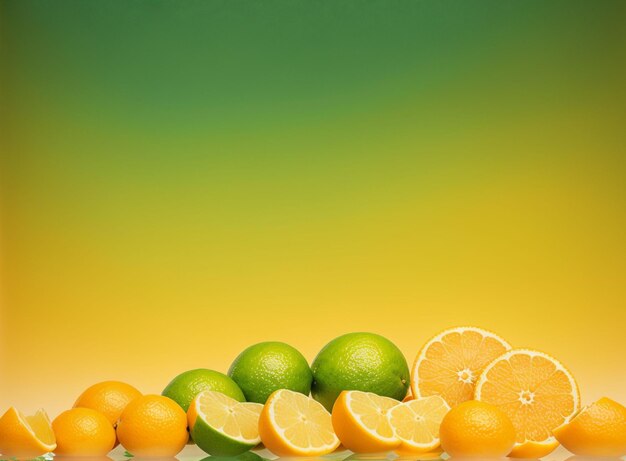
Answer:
191;416;258;456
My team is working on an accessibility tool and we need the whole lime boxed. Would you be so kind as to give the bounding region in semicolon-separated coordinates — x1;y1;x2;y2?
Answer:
311;332;409;412
228;341;312;404
162;369;245;412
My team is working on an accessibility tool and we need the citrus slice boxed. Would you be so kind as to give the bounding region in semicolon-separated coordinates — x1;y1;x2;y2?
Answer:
0;407;56;458
259;389;340;456
553;397;626;457
188;391;262;456
331;390;400;453
387;395;450;453
412;326;511;408
475;349;580;458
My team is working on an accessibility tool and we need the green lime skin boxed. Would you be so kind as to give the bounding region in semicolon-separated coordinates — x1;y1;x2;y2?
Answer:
228;341;313;404
191;417;256;456
162;368;245;412
311;332;409;412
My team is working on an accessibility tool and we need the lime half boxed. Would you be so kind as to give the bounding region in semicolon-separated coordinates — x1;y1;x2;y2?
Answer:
188;391;262;456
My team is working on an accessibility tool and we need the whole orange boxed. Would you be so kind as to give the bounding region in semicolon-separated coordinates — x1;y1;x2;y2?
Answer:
116;394;188;457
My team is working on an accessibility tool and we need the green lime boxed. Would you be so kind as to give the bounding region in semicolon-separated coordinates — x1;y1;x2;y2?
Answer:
200;452;268;461
189;390;262;456
228;341;312;404
311;332;409;411
162;368;245;412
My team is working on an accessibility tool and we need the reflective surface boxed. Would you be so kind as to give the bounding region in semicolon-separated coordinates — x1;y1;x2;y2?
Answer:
100;444;621;461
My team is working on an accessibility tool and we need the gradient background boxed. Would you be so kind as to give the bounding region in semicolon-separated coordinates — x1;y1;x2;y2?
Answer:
1;0;625;419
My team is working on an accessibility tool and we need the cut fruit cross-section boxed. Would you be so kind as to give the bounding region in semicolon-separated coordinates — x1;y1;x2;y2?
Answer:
331;390;400;453
475;349;580;458
412;326;511;408
259;389;340;456
387;395;450;453
188;390;263;456
0;407;56;459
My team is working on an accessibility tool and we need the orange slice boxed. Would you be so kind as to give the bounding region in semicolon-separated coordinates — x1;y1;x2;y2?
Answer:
475;349;580;458
331;390;400;453
553;397;626;457
411;326;512;407
0;407;56;458
259;389;340;456
387;395;450;453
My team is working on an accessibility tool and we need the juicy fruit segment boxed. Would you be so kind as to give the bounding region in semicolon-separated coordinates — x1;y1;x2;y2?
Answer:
412;326;511;408
162;368;245;413
553;397;626;457
0;407;56;458
228;341;313;404
116;394;189;457
259;389;340;456
52;408;116;456
439;400;516;457
187;390;263;456
475;349;580;457
312;332;410;412
331;390;400;453
73;380;142;426
387;396;450;453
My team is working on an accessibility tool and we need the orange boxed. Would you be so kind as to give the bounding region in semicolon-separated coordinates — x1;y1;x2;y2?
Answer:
0;407;56;459
74;381;141;426
475;349;580;458
387;396;449;453
259;389;340;456
331;390;400;453
116;394;189;457
439;400;516;457
411;326;511;408
52;408;116;456
553;397;626;457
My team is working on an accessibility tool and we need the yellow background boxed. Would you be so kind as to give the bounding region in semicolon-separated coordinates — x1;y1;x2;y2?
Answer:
1;1;625;418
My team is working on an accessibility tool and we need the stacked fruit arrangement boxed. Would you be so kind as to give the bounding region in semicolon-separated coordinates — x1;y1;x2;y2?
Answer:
1;328;625;459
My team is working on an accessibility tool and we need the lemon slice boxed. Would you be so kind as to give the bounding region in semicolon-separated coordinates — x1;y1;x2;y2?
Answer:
0;407;56;458
475;349;580;458
387;395;449;453
188;391;263;456
259;389;340;456
331;390;400;453
412;326;511;408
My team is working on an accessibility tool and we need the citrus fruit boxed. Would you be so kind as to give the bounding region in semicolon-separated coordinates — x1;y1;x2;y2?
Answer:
331;390;400;453
553;397;626;457
0;407;56;458
116;394;189;457
258;389;340;456
163;368;245;412
187;390;263;456
228;341;313;404
411;326;511;408
73;381;141;426
474;349;580;458
52;407;116;456
387;395;450;453
439;400;516;457
311;332;409;412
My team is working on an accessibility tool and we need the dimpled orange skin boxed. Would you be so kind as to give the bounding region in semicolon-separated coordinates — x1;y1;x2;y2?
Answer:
116;394;189;457
52;408;116;456
440;401;516;457
74;381;142;426
553;397;626;457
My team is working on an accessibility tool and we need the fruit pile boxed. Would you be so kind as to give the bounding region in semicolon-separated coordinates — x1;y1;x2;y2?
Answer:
1;328;625;459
